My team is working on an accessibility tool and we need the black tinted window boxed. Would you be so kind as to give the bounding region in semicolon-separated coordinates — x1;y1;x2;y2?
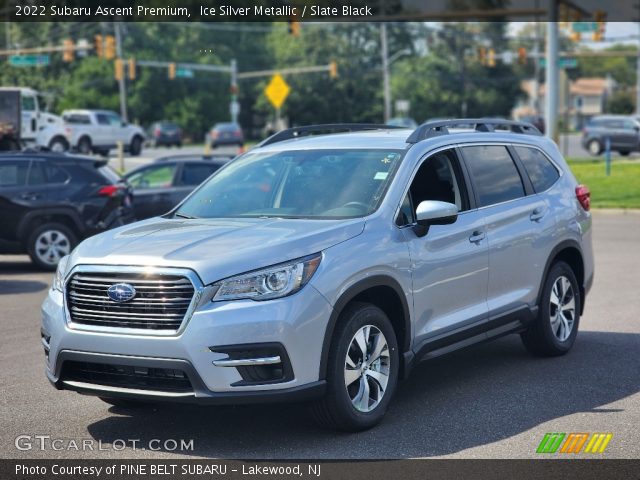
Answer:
462;145;525;207
0;162;29;187
96;114;110;125
64;114;91;125
179;163;219;186
514;146;560;193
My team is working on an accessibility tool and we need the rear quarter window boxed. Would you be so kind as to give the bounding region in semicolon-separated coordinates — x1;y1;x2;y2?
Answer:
514;146;560;193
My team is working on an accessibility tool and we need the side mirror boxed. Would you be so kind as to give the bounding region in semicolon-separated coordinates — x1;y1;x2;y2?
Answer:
416;200;458;226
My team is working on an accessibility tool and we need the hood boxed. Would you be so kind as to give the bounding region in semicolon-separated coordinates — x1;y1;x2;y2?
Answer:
71;217;365;284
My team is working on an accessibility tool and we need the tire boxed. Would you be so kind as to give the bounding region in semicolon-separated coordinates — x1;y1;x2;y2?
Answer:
619;150;631;156
310;302;399;431
77;136;92;155
587;139;602;156
99;397;154;408
521;261;581;357
26;222;77;271
129;136;143;156
48;136;69;153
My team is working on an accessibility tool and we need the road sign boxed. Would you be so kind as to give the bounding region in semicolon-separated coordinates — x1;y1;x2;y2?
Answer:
540;58;577;69
572;22;598;33
175;68;194;78
8;55;50;67
264;74;290;109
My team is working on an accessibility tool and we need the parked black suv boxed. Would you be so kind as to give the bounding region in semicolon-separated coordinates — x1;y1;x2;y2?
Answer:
0;152;134;269
581;115;640;156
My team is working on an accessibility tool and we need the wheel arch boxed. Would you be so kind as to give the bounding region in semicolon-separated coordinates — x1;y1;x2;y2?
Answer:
17;209;83;243
318;275;411;381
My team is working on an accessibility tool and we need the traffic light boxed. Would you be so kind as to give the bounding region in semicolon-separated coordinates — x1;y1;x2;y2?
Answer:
168;62;176;80
104;35;116;60
94;35;103;58
114;59;123;81
62;39;74;63
518;47;527;65
128;58;136;80
288;14;300;36
570;31;581;42
487;48;496;67
478;47;487;66
592;31;603;42
329;61;337;78
594;9;606;41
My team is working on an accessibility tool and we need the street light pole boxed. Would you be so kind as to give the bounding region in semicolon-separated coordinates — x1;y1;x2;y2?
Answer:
545;1;559;141
636;23;640;114
230;59;239;124
381;22;391;123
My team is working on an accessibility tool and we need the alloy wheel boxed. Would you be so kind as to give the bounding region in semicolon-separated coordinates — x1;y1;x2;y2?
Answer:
549;276;576;342
35;229;71;266
344;325;390;413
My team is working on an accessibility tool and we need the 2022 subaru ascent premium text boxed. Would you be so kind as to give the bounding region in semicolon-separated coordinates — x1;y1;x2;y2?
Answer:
42;120;594;431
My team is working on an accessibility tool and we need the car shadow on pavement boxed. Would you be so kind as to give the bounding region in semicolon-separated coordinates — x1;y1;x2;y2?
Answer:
0;279;48;294
85;331;639;459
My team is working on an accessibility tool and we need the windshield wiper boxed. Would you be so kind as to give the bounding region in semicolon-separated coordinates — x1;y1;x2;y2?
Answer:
174;212;197;219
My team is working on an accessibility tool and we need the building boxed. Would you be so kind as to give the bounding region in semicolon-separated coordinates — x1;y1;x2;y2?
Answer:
513;76;616;130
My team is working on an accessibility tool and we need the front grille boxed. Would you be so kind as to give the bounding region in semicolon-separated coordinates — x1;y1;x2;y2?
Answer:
61;361;193;393
66;272;195;331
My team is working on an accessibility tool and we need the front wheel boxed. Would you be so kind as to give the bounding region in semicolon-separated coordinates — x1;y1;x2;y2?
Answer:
129;136;143;156
619;150;631;156
48;136;69;153
521;261;580;356
311;302;399;431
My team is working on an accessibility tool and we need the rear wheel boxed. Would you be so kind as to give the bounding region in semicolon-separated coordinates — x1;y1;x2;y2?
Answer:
77;136;92;155
619;150;631;156
587;139;602;156
26;222;77;270
130;136;143;156
311;302;399;431
521;261;580;356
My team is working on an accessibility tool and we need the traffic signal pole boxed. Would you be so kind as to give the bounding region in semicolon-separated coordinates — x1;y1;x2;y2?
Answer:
381;23;391;123
545;1;559;141
114;22;128;123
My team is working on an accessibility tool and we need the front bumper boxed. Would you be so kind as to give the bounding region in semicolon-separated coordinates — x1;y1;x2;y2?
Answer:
41;277;332;404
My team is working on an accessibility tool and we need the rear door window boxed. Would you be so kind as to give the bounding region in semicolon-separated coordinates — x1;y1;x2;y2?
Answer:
461;145;525;207
514;146;560;193
178;163;220;186
0;161;29;187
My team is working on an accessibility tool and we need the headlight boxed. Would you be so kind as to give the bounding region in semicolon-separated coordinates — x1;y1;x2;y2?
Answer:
212;253;322;302
52;255;70;292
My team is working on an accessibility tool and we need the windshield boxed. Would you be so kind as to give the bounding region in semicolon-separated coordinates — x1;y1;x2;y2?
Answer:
174;149;403;219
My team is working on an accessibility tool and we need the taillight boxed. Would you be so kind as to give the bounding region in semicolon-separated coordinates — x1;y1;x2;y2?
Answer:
98;185;120;197
210;131;218;139
154;128;161;137
575;184;591;211
234;130;241;137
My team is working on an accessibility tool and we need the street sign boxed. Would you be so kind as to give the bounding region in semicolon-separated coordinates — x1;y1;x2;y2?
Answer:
9;55;50;67
264;74;290;109
540;58;577;69
175;68;194;78
572;22;598;33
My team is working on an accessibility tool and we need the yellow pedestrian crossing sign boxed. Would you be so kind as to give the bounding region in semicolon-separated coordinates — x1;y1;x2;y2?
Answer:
264;74;290;109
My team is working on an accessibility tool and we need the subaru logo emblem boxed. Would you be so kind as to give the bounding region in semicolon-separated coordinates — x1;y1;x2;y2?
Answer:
107;283;136;303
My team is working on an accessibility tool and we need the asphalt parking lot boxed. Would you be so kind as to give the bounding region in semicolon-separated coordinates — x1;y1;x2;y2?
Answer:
1;212;638;460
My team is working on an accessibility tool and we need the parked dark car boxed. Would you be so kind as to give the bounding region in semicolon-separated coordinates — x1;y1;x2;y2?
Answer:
0;152;134;269
123;154;231;220
582;115;640;156
149;121;182;148
210;122;244;148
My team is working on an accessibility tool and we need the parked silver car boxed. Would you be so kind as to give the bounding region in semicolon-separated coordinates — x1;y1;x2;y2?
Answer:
42;119;594;431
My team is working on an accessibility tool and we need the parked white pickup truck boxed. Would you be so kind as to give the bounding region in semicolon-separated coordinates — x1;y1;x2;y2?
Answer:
62;109;146;156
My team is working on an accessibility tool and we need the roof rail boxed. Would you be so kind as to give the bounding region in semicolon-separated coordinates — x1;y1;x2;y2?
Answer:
406;118;542;144
259;123;405;147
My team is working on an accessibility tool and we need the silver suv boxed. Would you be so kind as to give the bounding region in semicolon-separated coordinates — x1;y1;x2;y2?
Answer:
42;120;594;431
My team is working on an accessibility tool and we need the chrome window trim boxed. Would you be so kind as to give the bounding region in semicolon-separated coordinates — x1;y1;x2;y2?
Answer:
63;264;204;337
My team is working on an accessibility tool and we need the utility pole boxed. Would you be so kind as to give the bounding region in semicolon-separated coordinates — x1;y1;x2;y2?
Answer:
532;0;541;115
381;23;391;123
637;22;640;114
545;1;559;141
230;59;239;124
114;22;128;123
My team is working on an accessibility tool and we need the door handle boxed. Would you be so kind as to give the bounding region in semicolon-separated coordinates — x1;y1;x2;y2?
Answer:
469;230;485;244
21;192;41;200
530;207;546;222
